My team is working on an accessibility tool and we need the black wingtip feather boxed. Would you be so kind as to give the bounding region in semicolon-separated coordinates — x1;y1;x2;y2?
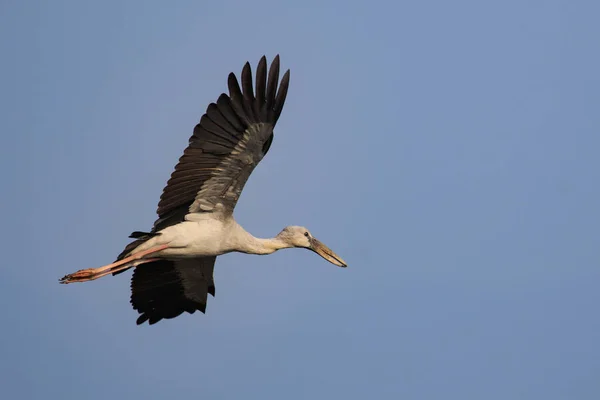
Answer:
241;62;256;120
241;62;254;99
227;73;243;103
255;56;267;117
227;72;250;124
273;69;290;122
265;55;281;112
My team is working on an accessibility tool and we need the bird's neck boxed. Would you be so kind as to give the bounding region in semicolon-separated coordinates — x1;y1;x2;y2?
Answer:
237;232;289;255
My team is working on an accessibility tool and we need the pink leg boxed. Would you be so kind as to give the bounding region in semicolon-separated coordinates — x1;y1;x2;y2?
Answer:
59;245;169;284
65;258;161;283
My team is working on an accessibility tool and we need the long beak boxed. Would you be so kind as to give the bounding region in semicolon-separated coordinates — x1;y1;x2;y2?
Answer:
310;238;347;268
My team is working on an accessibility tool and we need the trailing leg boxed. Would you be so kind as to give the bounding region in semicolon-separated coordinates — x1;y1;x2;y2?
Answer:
59;244;169;284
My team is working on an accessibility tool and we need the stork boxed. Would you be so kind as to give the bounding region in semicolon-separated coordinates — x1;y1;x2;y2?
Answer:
59;55;347;325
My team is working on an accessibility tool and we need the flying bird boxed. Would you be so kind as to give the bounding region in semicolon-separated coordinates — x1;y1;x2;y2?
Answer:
59;55;347;325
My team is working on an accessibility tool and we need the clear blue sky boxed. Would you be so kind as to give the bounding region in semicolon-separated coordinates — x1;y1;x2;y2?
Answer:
2;1;599;399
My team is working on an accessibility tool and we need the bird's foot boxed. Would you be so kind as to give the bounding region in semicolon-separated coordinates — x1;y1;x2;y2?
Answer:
59;268;96;284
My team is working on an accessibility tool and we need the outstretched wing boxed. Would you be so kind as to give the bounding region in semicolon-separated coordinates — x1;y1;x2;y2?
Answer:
153;54;290;231
130;257;216;325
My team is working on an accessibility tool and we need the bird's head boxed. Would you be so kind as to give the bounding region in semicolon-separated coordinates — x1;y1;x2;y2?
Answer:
277;226;347;268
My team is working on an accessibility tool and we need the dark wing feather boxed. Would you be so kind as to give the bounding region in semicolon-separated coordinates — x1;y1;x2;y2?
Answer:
131;257;216;325
154;54;290;228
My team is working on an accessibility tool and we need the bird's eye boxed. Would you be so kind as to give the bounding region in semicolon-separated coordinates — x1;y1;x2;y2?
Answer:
304;232;310;237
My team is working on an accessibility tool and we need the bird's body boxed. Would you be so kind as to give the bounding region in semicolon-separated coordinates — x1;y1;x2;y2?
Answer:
132;216;284;259
60;55;346;325
134;216;239;258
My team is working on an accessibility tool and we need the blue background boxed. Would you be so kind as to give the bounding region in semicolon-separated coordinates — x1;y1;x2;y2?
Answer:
2;1;599;398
